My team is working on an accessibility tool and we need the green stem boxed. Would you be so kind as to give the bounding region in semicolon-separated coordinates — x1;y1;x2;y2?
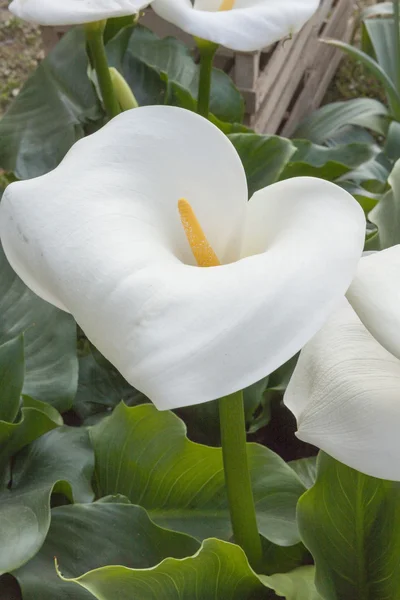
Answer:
195;38;218;118
394;0;400;94
85;20;120;119
219;390;263;571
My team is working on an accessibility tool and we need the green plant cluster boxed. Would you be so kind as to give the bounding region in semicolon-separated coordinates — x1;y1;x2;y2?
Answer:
1;7;400;599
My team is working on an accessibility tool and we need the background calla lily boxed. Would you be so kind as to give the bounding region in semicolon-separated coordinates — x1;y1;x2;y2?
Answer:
151;0;320;52
8;0;150;26
284;247;400;481
0;106;365;410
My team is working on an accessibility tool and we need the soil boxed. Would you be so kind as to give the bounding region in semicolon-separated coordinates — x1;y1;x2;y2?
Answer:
0;0;42;115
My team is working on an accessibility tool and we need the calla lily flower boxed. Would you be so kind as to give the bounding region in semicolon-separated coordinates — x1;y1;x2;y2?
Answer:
284;247;400;481
8;0;150;26
0;106;365;410
151;0;320;52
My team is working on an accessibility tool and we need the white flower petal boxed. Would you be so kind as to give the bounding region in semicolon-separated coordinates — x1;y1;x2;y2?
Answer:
284;300;400;481
0;108;365;411
347;246;400;361
151;0;319;52
8;0;150;26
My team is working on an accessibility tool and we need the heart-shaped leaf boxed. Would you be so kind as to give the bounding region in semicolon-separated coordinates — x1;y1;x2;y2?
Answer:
0;335;24;423
297;452;400;599
0;27;101;179
60;537;319;600
0;244;78;412
0;426;94;574
14;501;200;600
91;403;306;547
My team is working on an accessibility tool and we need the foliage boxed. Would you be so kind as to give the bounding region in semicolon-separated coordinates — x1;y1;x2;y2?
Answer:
0;6;399;600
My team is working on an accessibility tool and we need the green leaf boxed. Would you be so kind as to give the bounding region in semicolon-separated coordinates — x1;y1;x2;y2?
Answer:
294;98;389;143
280;141;376;181
361;2;392;19
0;244;78;412
107;25;244;123
289;457;317;490
74;346;147;421
229;134;296;196
297;452;400;600
384;120;400;162
322;39;400;118
91;403;306;546
369;157;400;248
14;502;200;600
0;27;101;179
0;426;94;574
0;336;24;423
362;18;397;87
0;396;62;471
60;538;319;600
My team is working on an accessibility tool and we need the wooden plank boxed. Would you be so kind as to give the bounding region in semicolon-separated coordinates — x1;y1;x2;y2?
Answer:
252;0;334;132
280;0;355;136
234;52;260;90
248;0;334;120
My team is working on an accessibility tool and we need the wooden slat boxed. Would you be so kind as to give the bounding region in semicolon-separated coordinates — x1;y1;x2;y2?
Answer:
280;0;355;136
250;0;334;132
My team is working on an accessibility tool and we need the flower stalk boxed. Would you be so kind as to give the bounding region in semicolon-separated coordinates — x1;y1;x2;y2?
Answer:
195;37;218;118
85;20;120;119
219;390;263;571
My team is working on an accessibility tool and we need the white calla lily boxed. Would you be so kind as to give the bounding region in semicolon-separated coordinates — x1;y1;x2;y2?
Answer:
151;0;320;52
284;247;400;480
8;0;150;26
0;106;365;410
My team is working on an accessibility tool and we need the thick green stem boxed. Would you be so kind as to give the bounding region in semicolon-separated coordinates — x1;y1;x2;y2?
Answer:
195;38;218;118
85;20;120;119
219;390;263;571
394;0;400;94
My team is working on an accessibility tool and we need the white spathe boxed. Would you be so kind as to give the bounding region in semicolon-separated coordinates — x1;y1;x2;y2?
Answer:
285;247;400;480
151;0;320;52
0;106;365;410
8;0;150;26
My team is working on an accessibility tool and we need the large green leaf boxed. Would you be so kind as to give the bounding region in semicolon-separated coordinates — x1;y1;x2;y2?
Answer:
0;336;24;423
0;28;101;179
91;403;306;546
107;25;244;123
14;501;200;600
261;567;321;600
297;452;400;600
61;538;319;600
74;346;147;421
280;141;376;181
0;426;94;574
294;98;389;143
0;396;62;472
229;134;296;196
0;244;78;412
369;157;400;248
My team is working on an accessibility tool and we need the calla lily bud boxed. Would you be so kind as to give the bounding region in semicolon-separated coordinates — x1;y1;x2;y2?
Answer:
151;0;320;52
109;68;139;111
8;0;151;26
0;106;365;410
